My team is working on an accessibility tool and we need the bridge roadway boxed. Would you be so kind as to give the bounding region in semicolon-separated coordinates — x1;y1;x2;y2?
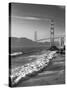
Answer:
36;35;65;42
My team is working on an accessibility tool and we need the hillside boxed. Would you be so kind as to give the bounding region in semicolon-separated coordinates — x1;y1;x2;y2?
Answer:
9;37;60;54
10;37;41;47
9;37;51;53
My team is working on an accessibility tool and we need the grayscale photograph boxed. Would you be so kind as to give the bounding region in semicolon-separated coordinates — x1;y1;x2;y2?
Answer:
9;2;65;87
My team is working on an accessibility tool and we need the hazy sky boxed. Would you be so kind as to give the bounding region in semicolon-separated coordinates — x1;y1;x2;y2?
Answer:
10;3;65;41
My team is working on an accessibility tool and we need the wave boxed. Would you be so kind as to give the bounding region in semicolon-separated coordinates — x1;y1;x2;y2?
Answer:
10;52;23;56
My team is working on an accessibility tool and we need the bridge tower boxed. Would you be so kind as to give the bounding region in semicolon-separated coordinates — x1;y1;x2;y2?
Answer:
35;31;37;41
50;19;55;46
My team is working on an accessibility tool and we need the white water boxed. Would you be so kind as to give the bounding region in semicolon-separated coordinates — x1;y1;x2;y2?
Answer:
10;52;23;56
11;51;57;85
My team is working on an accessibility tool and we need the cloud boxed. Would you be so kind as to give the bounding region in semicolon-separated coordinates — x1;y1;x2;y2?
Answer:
11;16;41;20
11;16;51;21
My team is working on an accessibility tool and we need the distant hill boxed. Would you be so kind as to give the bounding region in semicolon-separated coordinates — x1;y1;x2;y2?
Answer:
10;37;50;48
9;37;51;53
9;37;60;53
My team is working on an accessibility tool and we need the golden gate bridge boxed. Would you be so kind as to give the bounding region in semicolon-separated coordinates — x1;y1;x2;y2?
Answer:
34;18;65;49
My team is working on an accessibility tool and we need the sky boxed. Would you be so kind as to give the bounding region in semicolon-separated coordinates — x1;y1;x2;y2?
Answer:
10;3;65;41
